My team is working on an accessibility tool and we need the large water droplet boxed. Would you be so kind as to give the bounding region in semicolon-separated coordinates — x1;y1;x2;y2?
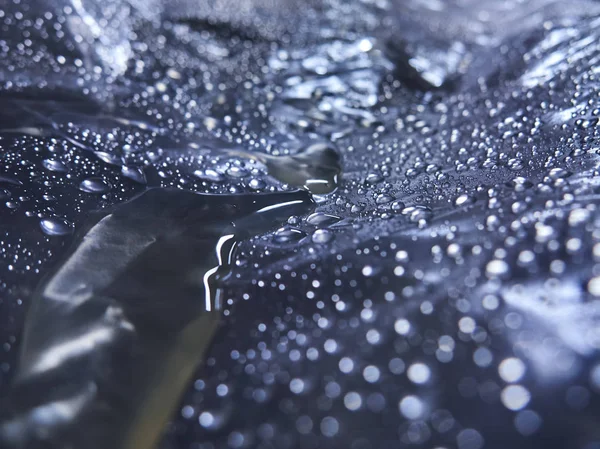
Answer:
40;217;74;236
42;159;68;173
79;178;112;194
312;229;334;243
194;169;224;183
226;166;249;178
0;174;23;186
95;151;122;166
306;212;341;226
121;166;147;184
273;227;307;243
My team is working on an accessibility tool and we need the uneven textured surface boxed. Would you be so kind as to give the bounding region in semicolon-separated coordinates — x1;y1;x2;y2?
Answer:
1;0;600;448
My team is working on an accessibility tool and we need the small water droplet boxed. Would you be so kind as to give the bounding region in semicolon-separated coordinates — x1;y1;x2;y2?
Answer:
399;395;424;419
548;168;571;180
501;385;530;411
376;194;394;204
389;201;405;213
486;259;510;278
455;194;475;207
366;173;382;184
402;205;432;223
248;178;266;190
351;203;366;213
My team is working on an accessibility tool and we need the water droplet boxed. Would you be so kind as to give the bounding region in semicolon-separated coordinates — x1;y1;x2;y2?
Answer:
226;166;249;178
306;212;341;226
121;166;147;184
351;203;366;213
40;217;74;236
455;194;475;207
391;200;405;212
199;411;223;430
312;229;333;243
359;364;378;384
457;429;484;449
514;410;542;436
399;395;424;419
548;168;571;180
407;363;431;384
289;378;306;394
376;194;394;204
394;251;410;265
587;276;600;296
79;178;112;194
401;205;432;223
366;173;382;184
501;385;531;411
486;259;510;278
42;159;68;172
194;169;224;182
273;228;307;243
248;178;266;190
499;358;526;383
394;318;411;335
509;177;533;191
0;174;23;186
95;151;122;166
320;416;339;437
344;392;362;411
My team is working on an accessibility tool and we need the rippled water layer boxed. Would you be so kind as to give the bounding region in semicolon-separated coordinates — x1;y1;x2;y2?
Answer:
1;0;600;448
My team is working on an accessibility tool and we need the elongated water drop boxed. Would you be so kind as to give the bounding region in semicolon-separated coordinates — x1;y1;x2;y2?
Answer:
79;177;112;194
39;217;74;236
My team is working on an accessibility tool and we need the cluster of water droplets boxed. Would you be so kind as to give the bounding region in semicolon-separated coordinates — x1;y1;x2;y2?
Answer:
1;0;600;448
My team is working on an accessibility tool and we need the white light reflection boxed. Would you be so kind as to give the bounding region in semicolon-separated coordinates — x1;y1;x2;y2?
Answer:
29;327;114;376
203;234;236;312
255;199;305;215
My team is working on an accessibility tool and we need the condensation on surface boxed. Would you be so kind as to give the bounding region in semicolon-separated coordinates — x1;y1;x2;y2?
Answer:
1;0;600;448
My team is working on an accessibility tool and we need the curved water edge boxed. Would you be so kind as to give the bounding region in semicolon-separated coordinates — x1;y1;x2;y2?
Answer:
0;188;314;449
